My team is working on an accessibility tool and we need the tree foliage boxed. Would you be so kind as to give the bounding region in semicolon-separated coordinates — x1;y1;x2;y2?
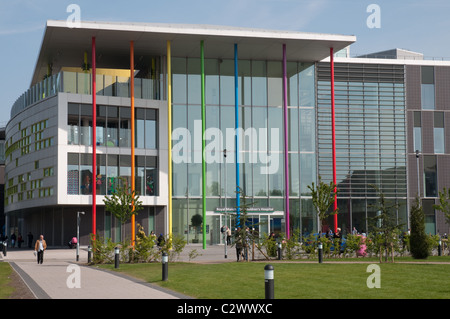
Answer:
103;177;143;241
410;196;430;259
433;187;450;226
307;176;338;233
367;185;404;263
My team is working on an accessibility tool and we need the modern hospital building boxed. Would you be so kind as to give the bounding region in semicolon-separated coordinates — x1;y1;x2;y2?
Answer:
2;20;450;247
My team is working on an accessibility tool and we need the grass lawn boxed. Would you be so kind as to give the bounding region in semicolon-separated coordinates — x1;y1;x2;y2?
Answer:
98;259;450;299
0;263;14;299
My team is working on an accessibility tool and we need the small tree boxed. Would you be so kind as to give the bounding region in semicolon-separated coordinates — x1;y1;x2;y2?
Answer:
433;187;450;227
410;196;430;259
367;185;403;263
307;176;338;235
103;177;143;242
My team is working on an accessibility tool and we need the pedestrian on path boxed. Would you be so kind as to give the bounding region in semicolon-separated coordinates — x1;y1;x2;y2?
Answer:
34;234;47;264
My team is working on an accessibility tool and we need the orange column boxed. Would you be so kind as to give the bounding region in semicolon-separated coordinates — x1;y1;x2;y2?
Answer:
130;41;136;246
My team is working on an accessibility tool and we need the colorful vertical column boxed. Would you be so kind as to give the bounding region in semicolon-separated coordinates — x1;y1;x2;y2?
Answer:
91;36;97;238
130;41;136;246
167;40;173;241
201;40;207;249
234;43;240;227
330;47;338;232
282;44;290;239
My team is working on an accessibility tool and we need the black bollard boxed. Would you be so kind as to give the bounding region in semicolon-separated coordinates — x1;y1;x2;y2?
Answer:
277;242;282;260
87;245;92;264
114;246;120;269
438;239;442;256
162;252;169;281
318;242;323;263
264;264;274;299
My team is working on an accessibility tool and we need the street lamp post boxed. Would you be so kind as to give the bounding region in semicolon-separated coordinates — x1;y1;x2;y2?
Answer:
416;150;420;197
224;148;227;259
77;211;85;261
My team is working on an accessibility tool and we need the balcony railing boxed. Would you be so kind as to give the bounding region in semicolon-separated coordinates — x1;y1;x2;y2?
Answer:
11;71;161;118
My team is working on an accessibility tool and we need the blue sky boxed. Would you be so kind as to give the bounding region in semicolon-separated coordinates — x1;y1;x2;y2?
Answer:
1;0;450;122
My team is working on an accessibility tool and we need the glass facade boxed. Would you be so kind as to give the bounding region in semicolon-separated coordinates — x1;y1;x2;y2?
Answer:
317;62;407;234
171;57;316;243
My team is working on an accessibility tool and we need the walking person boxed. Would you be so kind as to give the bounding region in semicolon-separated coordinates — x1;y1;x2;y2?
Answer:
34;234;47;264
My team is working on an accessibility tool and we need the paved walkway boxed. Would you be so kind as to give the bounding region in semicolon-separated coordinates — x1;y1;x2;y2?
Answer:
1;244;241;299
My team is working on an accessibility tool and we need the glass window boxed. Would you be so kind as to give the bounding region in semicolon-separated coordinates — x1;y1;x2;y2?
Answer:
145;109;157;149
68;103;79;145
299;63;315;107
434;112;444;154
219;59;235;106
107;154;119;195
106;106;119;147
205;59;219;105
188;58;201;105
67;153;79;195
119;107;131;147
172;57;187;104
424;155;437;197
421;66;435;110
135;108;145;149
80;153;92;195
267;61;282;107
252;61;267;106
299;108;315;152
96;105;106;146
96;154;106;195
146;156;158;196
80;104;92;146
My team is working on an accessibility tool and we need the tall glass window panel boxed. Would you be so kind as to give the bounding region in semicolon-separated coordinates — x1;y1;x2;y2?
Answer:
119;107;131;147
68;103;79;145
268;106;283;152
267;61;282;107
299;63;315;107
67;153;79;195
135;108;145;149
187;58;201;105
424;155;437;197
238;60;252;106
136;156;146;195
434;112;444;154
107;154;119;195
205;59;219;105
219;59;235;106
106;106;119;147
172;105;187;197
289;153;299;196
287;62;298;106
413;111;421;152
300;153;316;196
80;104;92;146
80;153;92;195
288;108;299;151
146;156;158;196
268;152;283;196
188;104;201;196
421;66;435;110
251;61;267;106
205;105;221;196
145;109;157;149
172;57;187;104
299;108;315;152
96;154;106;195
119;155;132;188
96;105;106;146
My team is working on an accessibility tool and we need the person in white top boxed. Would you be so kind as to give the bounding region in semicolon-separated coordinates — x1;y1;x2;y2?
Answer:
34;234;47;264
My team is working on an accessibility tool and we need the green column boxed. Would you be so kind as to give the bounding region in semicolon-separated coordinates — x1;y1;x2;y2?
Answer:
201;40;206;249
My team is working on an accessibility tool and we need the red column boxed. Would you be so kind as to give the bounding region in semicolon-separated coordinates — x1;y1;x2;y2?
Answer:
92;36;97;238
330;47;338;233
